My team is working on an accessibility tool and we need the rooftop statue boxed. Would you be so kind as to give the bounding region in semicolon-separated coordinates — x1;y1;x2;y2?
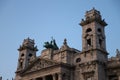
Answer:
43;38;59;50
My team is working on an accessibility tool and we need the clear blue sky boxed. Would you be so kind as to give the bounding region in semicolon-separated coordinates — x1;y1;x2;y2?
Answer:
0;0;120;79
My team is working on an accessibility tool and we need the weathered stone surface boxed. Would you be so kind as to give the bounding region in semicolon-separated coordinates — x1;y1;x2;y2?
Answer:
15;8;120;80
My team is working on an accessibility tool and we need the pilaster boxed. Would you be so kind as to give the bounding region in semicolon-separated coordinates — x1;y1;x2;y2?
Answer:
58;73;62;80
52;74;56;80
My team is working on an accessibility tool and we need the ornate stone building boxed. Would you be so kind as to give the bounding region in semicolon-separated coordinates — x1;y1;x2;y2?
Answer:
15;8;120;80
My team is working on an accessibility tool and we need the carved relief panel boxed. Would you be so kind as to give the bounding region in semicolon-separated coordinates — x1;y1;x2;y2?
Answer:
26;58;57;73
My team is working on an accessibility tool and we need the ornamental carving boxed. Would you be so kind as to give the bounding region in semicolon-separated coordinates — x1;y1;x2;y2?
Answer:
79;61;96;73
25;58;58;73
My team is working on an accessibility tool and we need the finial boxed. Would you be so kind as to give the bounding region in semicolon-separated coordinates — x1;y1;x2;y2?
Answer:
116;49;120;57
63;38;67;45
27;37;30;40
116;49;119;53
60;38;69;50
93;7;95;10
51;36;54;40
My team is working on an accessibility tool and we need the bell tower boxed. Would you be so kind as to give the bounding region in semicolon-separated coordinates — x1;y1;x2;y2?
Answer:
80;8;107;52
79;8;108;80
16;38;38;71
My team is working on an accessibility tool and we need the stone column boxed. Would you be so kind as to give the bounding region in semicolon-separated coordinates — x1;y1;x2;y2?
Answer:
117;73;120;80
118;75;120;80
58;73;62;80
52;74;56;80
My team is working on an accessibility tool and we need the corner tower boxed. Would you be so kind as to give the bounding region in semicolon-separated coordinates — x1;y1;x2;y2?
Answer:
79;8;108;80
16;38;38;71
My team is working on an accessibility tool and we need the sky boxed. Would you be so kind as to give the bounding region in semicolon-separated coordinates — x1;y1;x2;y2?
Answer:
0;0;120;79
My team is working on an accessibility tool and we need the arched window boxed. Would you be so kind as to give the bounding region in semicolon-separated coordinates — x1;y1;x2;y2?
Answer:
76;58;81;63
99;39;102;47
86;28;92;33
20;62;23;68
98;28;101;33
21;53;24;57
87;38;91;46
29;53;32;57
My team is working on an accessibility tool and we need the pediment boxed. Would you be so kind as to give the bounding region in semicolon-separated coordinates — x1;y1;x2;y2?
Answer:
22;58;59;74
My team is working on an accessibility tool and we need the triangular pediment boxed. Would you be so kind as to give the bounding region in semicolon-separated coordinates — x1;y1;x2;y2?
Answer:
22;57;59;74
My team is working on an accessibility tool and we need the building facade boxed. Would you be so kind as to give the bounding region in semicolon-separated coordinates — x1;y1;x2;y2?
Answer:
15;8;120;80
